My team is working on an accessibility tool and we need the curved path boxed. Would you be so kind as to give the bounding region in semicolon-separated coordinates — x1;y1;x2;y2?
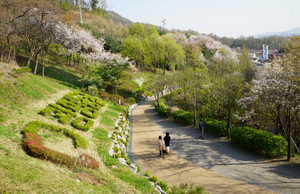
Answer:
131;100;300;194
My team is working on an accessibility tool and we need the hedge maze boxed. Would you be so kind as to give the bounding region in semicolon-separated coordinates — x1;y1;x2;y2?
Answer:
22;91;106;169
39;91;105;130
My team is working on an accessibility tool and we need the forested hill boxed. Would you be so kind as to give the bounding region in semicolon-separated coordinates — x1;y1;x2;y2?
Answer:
108;10;133;26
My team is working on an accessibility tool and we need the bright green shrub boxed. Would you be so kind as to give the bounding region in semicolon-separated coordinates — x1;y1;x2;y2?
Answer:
63;129;87;148
171;110;193;125
39;106;56;116
87;102;102;110
149;175;158;183
120;139;128;147
23;121;86;148
115;153;122;158
230;126;287;157
13;67;32;76
48;103;77;117
125;157;132;165
81;107;99;119
57;98;81;112
158;180;169;191
113;146;120;152
55;113;73;125
203;118;227;136
126;97;136;105
72;117;94;131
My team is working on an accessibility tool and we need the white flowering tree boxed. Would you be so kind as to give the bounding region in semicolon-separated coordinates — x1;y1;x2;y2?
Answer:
235;36;300;160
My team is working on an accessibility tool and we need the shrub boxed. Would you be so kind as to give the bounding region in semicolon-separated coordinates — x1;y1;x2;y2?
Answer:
39;106;56;116
158;180;169;191
149;175;158;183
23;121;86;148
230;126;288;157
48;103;77;117
81;107;99;119
125;157;132;165
57;98;81;112
171;110;193;125
126;97;136;105
55;112;73;125
63;129;87;148
87;102;102;110
98;91;110;99
202;118;227;136
144;170;151;178
13;67;32;77
72;117;94;131
23;132;97;169
119;139;128;147
113;146;120;153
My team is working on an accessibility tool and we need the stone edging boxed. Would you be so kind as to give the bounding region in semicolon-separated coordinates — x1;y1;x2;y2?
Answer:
108;98;166;194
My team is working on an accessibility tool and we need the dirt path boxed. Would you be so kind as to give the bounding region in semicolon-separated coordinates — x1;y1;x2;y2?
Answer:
131;100;300;194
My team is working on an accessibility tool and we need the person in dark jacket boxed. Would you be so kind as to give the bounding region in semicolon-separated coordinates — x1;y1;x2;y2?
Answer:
199;119;205;139
163;132;171;154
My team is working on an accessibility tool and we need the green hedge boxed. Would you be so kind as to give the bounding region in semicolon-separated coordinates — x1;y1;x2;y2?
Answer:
39;106;57;116
63;128;87;148
57;98;81;112
23;121;87;148
230;126;287;157
154;101;170;118
81;107;99;119
171;110;193;125
48;103;77;117
202;118;227;136
72;117;94;131
87;102;102;110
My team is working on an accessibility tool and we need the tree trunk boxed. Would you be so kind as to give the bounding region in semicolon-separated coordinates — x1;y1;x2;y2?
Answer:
27;46;35;67
34;51;41;75
288;114;292;161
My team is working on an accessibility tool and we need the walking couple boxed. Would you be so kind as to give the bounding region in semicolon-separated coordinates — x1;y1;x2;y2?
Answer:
158;132;171;158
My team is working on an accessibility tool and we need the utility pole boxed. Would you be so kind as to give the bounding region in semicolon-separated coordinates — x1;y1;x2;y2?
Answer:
79;0;83;23
162;18;167;32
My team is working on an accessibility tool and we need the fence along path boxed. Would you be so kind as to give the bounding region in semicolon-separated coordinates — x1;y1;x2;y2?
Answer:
131;99;279;194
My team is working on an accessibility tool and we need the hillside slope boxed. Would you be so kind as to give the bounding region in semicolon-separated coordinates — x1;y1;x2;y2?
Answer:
0;63;155;193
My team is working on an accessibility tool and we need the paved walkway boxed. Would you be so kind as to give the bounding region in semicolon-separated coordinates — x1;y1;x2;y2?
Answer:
131;100;300;194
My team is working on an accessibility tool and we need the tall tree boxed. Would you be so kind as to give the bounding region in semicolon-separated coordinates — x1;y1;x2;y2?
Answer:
161;34;185;75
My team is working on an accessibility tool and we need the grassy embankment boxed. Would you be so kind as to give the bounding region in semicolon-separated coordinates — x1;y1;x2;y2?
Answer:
0;62;156;193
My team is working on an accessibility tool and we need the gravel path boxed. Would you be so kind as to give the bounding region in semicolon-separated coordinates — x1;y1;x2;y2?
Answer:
152;105;300;194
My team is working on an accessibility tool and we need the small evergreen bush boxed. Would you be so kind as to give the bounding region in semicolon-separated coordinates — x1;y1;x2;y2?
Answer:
72;117;94;131
81;107;99;119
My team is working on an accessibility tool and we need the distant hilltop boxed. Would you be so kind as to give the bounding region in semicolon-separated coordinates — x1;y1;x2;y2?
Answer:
253;27;300;38
108;11;133;26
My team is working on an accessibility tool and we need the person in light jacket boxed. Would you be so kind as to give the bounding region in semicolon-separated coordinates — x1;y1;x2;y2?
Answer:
163;132;171;154
158;136;166;158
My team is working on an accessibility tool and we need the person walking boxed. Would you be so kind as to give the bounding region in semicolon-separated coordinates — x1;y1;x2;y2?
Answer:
163;132;171;154
158;136;166;158
199;119;205;139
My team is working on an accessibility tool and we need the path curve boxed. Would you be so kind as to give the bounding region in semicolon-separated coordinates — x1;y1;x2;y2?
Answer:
131;100;300;194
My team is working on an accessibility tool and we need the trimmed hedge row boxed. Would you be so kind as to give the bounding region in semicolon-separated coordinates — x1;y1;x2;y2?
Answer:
230;126;287;157
57;98;81;112
171;110;193;125
81;107;99;119
202;118;227;136
23;132;97;169
23;121;87;148
72;117;94;131
154;101;170;118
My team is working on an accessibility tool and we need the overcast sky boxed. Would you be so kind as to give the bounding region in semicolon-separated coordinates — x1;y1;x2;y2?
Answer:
107;0;300;38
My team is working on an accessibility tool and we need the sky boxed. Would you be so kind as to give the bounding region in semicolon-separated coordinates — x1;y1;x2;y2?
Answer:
106;0;300;38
